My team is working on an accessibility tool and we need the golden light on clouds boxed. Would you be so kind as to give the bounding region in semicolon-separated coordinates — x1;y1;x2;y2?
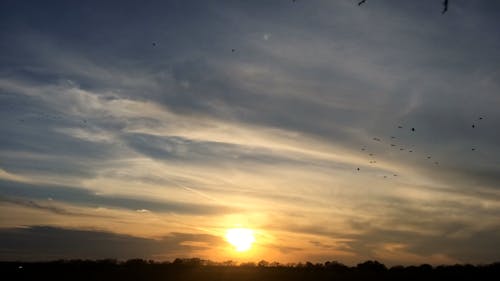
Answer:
225;228;255;252
1;0;500;266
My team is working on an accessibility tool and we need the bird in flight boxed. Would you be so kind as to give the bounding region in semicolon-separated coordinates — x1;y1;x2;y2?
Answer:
411;127;415;132
358;0;366;6
442;0;449;14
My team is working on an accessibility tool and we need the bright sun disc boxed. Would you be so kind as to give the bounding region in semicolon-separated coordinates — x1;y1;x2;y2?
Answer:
225;228;255;252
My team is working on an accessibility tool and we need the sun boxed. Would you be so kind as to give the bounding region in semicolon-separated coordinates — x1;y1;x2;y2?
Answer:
225;228;255;252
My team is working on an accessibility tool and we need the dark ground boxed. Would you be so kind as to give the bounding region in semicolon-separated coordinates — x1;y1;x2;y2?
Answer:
2;259;499;281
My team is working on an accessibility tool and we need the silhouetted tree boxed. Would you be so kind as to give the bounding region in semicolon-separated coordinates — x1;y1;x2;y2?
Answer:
324;260;349;272
356;260;387;272
258;260;270;267
2;259;500;281
239;262;256;267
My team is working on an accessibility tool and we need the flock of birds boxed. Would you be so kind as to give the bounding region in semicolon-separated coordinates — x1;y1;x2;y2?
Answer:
150;0;464;181
16;109;485;181
13;0;465;184
355;116;485;177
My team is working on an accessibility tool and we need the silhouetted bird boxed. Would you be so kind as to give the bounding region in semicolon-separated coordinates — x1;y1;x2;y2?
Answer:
427;156;431;159
358;0;366;6
398;126;403;128
391;144;396;147
442;0;449;14
409;150;413;153
357;168;360;171
373;137;381;141
472;148;476;151
390;136;396;139
152;42;157;46
479;117;483;120
393;174;397;177
411;127;415;132
472;124;475;128
232;49;235;52
400;148;405;151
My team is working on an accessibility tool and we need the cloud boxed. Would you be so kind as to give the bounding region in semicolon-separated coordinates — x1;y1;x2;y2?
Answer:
0;226;224;261
0;196;104;218
343;225;500;265
0;179;237;215
1;0;500;264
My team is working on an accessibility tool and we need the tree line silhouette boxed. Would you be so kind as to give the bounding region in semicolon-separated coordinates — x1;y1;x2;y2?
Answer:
2;258;499;281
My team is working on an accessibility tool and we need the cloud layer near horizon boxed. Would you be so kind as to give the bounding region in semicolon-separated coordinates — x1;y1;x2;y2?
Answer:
1;0;500;265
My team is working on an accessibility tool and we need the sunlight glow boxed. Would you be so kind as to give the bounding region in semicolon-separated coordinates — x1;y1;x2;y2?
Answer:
225;228;255;252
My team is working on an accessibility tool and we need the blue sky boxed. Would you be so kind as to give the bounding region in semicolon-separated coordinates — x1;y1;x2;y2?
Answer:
1;0;500;264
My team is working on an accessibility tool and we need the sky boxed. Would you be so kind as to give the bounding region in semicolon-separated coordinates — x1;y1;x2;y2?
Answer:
1;0;500;265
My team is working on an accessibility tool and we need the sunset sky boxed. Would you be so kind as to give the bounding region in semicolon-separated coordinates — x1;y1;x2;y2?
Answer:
1;0;500;265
